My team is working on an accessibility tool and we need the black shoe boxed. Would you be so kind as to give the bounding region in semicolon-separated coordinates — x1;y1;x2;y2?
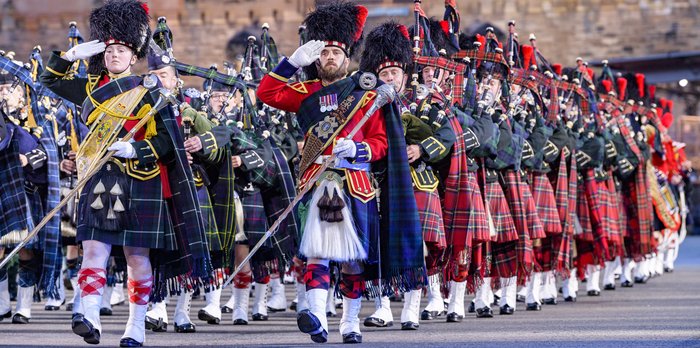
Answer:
634;276;647;284
145;316;167;332
252;313;268;321
197;309;220;324
66;303;74;312
119;337;143;347
420;310;436;320
99;307;112;316
543;298;557;305
564;296;577;302
326;311;337;317
363;316;393;327
11;313;30;324
467;301;476;313
516;294;526;303
297;310;327;343
475;307;493;318
663;267;674;273
45;304;62;311
268;306;286;313
526;303;541;311
401;321;419;330
0;310;11;320
621;280;634;288
446;312;464;322
587;290;600;296
289;301;297;311
492;295;501;306
558;287;563;294
342;332;362;344
499;305;514;315
233;318;249;325
72;315;100;345
614;274;621;279
174;322;196;333
604;284;616;291
221;305;233;314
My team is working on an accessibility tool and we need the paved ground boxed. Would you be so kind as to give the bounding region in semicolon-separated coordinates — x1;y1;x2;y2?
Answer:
2;237;700;347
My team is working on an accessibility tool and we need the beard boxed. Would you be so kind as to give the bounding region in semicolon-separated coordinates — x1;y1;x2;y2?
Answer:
317;61;346;82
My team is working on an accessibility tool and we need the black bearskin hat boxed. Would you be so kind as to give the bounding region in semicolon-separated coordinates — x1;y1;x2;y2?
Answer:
302;1;367;80
88;0;151;75
359;21;413;74
303;1;367;58
428;18;458;56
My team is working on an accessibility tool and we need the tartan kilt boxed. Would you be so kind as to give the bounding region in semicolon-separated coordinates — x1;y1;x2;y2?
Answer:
239;189;278;280
296;170;379;263
576;176;594;242
602;176;623;258
239;190;269;245
482;180;518;243
550;232;571;276
415;188;446;275
414;188;446;248
533;237;553;272
464;170;490;244
0;140;32;246
24;183;45;250
521;176;547;240
500;170;534;284
529;172;563;235
491;240;518;280
77;170;177;250
621;167;653;260
197;185;222;251
548;152;570;229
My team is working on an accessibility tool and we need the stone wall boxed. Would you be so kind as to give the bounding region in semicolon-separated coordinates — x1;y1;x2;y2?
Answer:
2;0;699;69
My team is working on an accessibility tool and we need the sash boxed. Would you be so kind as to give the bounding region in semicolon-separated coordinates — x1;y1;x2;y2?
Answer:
75;85;149;180
297;76;371;176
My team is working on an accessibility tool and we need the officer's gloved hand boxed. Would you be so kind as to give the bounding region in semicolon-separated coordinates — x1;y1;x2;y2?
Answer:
288;40;325;68
333;138;357;159
64;40;106;62
108;141;137;159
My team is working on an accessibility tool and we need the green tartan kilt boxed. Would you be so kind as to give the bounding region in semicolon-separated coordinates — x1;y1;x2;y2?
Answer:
76;165;177;250
197;184;222;251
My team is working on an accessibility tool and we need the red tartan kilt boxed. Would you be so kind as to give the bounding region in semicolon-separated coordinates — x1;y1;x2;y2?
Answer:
500;170;535;283
533;237;553;272
576;181;594;242
600;176;622;246
491;240;518;279
530;173;563;235
464;171;490;243
414;188;446;249
522;178;547;240
483;181;519;243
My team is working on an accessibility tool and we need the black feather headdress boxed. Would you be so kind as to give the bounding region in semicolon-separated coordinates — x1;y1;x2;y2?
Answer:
359;21;413;74
302;0;368;80
88;0;151;75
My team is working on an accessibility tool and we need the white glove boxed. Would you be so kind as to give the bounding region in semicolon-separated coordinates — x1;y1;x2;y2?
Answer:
288;40;325;68
333;138;357;159
64;40;106;62
108;141;137;159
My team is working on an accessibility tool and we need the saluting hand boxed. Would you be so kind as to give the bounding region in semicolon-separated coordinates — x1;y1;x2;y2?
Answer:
289;40;325;68
64;40;106;62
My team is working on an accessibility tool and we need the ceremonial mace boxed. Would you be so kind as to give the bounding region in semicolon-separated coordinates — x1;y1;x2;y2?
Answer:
0;82;176;269
220;83;397;289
